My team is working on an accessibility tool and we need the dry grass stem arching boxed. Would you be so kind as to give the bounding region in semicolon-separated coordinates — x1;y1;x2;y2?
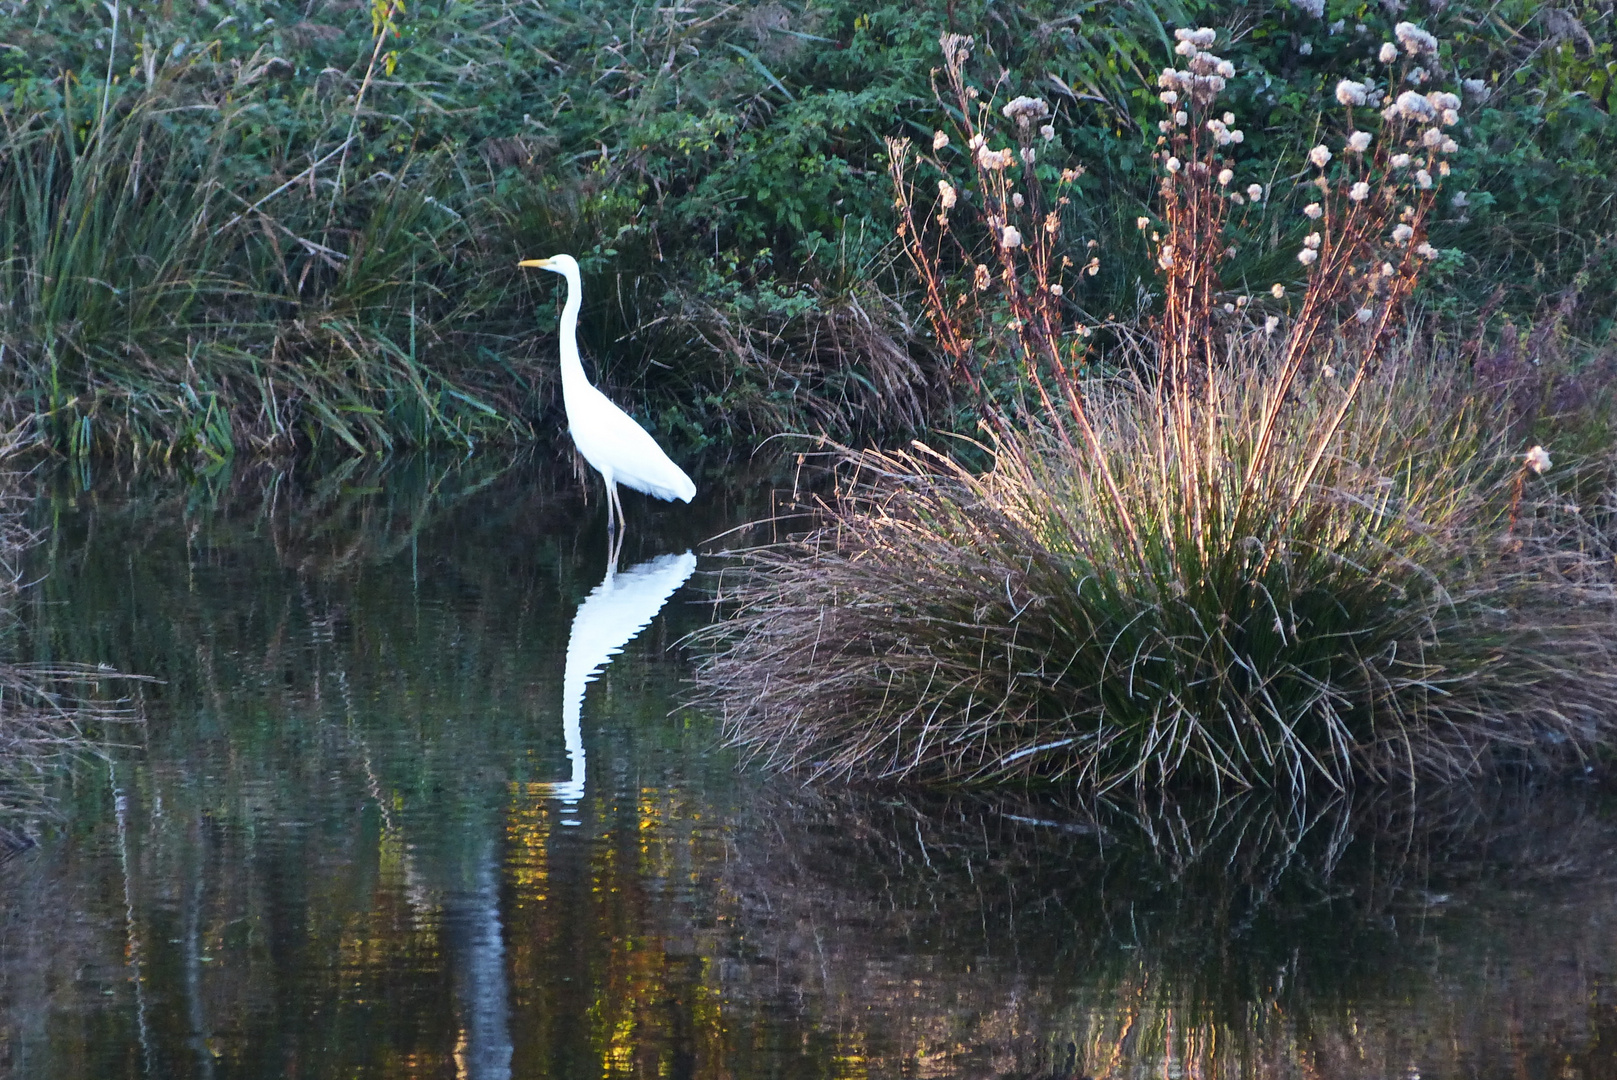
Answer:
694;26;1617;794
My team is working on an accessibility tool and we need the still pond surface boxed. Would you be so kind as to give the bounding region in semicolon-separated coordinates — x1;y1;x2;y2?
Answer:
0;458;1613;1079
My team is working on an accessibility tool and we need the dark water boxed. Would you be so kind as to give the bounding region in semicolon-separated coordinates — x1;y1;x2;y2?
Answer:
0;458;1614;1079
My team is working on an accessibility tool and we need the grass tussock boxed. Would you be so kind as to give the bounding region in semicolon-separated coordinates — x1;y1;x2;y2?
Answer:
693;29;1617;793
698;361;1617;791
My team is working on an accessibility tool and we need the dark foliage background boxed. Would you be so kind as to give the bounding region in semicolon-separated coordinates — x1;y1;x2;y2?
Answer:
2;0;1613;459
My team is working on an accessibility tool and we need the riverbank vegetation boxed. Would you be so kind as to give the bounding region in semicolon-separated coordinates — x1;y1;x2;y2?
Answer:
2;0;1616;461
696;23;1617;792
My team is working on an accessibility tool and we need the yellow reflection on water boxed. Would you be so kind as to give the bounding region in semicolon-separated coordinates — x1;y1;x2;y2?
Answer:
507;781;554;902
502;778;736;1080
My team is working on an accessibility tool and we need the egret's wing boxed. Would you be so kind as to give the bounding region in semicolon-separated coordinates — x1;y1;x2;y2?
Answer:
546;551;698;804
568;389;696;503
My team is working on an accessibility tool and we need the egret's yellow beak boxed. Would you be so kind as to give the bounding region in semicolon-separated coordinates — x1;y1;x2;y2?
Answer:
518;258;552;269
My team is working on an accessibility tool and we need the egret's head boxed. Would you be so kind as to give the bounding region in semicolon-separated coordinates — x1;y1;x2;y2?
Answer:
517;253;579;276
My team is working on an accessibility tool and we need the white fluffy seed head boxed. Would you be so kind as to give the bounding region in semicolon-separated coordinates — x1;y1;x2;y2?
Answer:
1394;21;1439;56
1218;168;1234;186
1336;79;1368;106
1348;130;1373;153
1309;144;1332;168
1350;181;1370;201
1304;202;1323;219
1001;95;1051;126
1392;223;1414;242
1248;183;1264;201
1298;248;1319;265
1379;42;1398;63
1396;90;1438;121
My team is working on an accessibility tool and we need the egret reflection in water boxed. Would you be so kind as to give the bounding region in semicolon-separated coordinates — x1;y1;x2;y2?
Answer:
542;549;698;811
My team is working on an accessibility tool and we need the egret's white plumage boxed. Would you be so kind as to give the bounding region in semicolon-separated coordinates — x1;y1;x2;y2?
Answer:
519;254;696;529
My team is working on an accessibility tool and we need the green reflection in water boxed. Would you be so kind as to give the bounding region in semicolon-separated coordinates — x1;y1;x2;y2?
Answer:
0;457;1612;1080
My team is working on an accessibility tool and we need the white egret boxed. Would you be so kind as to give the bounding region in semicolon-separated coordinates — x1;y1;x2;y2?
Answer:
518;254;696;531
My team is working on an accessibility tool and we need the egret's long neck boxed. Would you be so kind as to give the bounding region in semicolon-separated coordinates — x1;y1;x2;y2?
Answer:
557;267;589;400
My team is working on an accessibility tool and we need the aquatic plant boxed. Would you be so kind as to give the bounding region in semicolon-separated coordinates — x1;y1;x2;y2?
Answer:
694;28;1617;792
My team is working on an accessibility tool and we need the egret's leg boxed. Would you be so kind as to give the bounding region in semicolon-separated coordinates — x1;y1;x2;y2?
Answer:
607;515;624;573
611;484;626;534
603;476;617;535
